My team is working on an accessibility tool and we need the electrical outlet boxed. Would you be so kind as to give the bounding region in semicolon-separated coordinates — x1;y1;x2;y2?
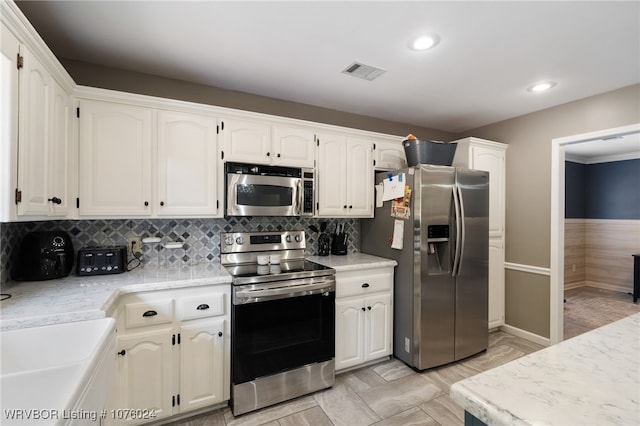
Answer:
128;236;141;254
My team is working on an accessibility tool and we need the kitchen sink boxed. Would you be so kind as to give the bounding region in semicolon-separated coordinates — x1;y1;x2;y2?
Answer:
1;318;116;425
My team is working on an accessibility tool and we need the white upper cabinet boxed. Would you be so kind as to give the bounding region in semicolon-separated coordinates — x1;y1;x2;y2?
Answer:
317;134;373;217
79;101;221;218
271;125;316;167
0;23;20;222
220;118;315;167
452;137;507;237
78;99;153;216
157;110;218;216
48;79;72;217
219;118;271;164
374;139;407;171
1;22;72;220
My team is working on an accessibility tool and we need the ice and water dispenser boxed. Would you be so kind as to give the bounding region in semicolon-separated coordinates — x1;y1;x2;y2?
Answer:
426;224;451;274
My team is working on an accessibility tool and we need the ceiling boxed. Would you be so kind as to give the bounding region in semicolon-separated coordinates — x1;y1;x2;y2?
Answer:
15;1;640;136
564;132;640;163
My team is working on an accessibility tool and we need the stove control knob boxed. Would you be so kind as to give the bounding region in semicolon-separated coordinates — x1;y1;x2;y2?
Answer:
235;236;244;245
295;235;302;243
224;236;234;246
285;235;292;243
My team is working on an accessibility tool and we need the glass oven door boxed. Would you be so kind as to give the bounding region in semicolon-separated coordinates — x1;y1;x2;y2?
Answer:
231;286;335;385
227;173;301;216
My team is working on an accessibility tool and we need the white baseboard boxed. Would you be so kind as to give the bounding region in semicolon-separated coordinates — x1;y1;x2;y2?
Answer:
500;324;551;347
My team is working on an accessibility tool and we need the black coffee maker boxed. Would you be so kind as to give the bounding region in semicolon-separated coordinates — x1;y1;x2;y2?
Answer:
15;231;74;281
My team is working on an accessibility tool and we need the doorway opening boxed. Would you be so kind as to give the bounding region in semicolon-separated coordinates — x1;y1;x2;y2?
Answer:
550;123;640;344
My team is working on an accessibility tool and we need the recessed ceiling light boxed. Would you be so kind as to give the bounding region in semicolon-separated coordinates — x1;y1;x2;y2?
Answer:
527;81;557;93
410;35;439;51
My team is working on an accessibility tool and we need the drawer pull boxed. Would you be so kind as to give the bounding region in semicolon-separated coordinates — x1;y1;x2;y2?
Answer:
142;310;158;317
196;304;210;311
361;283;370;288
117;349;126;356
218;331;223;337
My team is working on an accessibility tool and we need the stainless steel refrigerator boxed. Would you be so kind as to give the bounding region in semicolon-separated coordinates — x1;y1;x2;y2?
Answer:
362;164;489;370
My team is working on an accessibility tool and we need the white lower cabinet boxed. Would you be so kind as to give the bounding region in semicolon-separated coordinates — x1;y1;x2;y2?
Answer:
334;267;393;372
109;285;230;425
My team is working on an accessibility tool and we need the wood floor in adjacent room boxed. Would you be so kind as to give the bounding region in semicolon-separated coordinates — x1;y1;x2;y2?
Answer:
169;286;638;426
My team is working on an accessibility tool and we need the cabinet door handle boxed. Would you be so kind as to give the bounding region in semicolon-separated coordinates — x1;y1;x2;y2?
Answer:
160;201;165;206
367;306;372;310
349;205;353;209
142;310;157;317
117;349;126;356
277;153;281;158
361;283;370;288
196;304;210;310
218;331;223;337
266;151;271;157
144;201;149;207
361;307;366;311
48;197;62;204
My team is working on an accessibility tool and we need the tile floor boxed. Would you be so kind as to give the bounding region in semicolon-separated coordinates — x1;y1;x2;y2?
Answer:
168;286;636;426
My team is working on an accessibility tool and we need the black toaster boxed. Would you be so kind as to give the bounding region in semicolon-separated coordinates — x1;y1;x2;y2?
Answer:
77;246;127;276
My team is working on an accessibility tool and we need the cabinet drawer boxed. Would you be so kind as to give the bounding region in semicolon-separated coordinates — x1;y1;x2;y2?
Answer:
336;269;392;298
177;292;226;321
125;299;173;329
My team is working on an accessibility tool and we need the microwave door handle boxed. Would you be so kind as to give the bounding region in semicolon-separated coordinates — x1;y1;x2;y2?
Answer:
295;179;302;215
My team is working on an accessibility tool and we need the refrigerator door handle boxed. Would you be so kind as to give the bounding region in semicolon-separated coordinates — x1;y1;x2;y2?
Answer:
456;184;466;276
452;186;462;276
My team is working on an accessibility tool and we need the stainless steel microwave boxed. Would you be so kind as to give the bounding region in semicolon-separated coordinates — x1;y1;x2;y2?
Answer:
225;162;315;217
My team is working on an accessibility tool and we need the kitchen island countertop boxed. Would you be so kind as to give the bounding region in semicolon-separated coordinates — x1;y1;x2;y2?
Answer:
450;312;640;426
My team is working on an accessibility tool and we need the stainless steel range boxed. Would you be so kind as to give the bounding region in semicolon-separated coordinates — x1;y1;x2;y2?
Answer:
221;230;336;416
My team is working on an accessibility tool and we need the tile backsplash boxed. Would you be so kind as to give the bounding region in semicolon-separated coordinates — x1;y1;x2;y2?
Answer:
0;217;360;286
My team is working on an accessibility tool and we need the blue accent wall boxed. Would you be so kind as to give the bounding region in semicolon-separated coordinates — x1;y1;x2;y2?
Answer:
566;159;640;219
565;161;586;218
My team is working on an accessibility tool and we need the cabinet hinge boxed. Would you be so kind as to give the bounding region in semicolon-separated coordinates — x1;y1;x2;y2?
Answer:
316;139;320;147
177;394;180;406
316;202;319;210
172;395;175;407
373;159;376;166
221;150;224;160
216;200;219;209
14;189;21;204
16;53;23;69
172;334;176;345
373;143;376;150
177;333;181;344
76;107;80;118
221;121;224;131
76;197;80;209
216;124;219;134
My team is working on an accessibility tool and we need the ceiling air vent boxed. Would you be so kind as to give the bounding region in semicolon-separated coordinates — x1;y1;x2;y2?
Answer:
342;62;386;81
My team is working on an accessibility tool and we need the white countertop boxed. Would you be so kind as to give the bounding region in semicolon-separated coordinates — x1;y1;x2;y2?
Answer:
0;263;231;331
450;313;640;426
307;253;397;271
1;253;396;331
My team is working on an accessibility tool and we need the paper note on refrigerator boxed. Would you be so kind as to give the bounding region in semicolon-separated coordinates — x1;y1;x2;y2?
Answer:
391;219;404;250
375;184;384;207
382;173;405;201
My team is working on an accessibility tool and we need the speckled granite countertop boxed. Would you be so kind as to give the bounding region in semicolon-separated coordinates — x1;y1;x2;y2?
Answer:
0;263;231;331
450;312;640;426
1;253;396;331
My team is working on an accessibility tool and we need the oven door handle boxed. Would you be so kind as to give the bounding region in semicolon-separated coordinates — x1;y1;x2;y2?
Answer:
234;280;335;303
